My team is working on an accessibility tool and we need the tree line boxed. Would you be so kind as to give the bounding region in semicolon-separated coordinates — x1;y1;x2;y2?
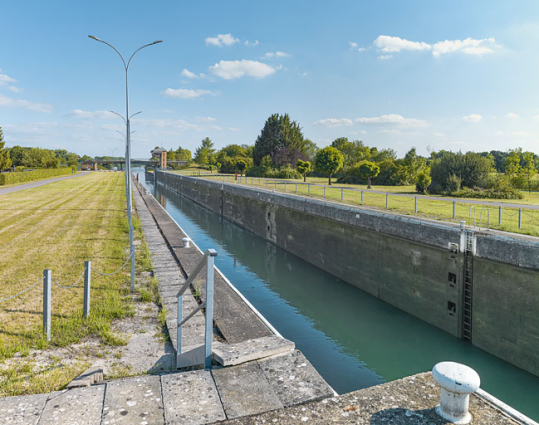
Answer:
0;126;93;172
165;113;537;199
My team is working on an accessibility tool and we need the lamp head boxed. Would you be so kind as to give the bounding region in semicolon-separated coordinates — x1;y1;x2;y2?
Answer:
152;40;163;45
88;35;100;41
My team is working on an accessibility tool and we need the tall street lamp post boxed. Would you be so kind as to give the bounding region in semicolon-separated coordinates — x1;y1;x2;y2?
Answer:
89;35;162;292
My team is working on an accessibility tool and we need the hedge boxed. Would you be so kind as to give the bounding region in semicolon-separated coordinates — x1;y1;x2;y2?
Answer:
0;168;72;185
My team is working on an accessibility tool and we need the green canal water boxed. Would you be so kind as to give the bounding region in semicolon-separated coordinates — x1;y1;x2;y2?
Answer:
146;178;539;420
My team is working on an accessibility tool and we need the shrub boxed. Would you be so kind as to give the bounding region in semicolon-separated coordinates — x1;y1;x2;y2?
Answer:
0;167;72;185
446;174;462;193
430;151;493;192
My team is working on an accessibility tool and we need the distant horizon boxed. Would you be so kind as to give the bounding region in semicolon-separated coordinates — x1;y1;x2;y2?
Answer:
1;1;538;158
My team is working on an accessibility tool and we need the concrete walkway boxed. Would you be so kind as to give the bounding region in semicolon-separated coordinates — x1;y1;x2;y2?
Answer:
0;172;90;195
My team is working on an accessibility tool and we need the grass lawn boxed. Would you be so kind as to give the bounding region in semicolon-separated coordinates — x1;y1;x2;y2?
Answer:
193;173;539;237
0;172;151;361
0;171;79;189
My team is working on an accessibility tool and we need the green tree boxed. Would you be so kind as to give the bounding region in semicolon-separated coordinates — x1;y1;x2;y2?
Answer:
253;113;306;166
331;137;370;170
296;159;311;182
430;151;493;192
519;151;537;192
236;160;247;176
314;147;343;185
505;149;522;186
357;161;380;189
8;145;26;167
303;139;318;162
175;147;192;162
167;149;177;161
194;137;215;166
0;127;12;170
416;167;432;193
400;147;426;184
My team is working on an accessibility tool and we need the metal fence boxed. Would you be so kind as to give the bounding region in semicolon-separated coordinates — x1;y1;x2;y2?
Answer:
0;252;133;341
187;173;539;234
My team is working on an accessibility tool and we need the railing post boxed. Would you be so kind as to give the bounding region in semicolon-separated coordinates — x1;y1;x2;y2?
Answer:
296;183;298;193
43;269;51;341
274;181;277;190
415;196;418;213
284;182;287;192
259;178;261;186
361;190;363;205
308;184;310;195
324;186;326;198
519;208;522;229
83;261;91;318
499;206;502;226
205;249;218;370
453;201;456;219
177;291;183;363
341;188;344;201
386;193;389;209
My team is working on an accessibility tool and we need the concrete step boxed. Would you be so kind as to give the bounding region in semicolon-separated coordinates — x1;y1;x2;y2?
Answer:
102;375;164;424
38;385;105;425
212;336;295;366
161;370;226;425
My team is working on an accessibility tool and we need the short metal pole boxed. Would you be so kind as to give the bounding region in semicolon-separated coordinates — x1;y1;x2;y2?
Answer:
308;184;310;195
274;181;277;190
341;188;344;201
265;180;268;188
499;206;502;225
415;196;418;213
205;249;217;370
43;269;51;341
361;191;363;204
324;186;326;198
83;261;91;318
453;201;456;219
296;183;298;193
519;208;522;229
177;290;183;364
284;182;287;192
386;193;389;209
259;178;261;186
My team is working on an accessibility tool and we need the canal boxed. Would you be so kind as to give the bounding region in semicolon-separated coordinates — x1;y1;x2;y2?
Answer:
144;175;539;421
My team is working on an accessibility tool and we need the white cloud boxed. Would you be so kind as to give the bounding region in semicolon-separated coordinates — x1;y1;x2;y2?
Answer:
432;37;496;57
0;72;16;84
264;51;291;58
433;132;446;137
374;35;431;53
162;88;216;99
66;109;117;120
245;40;259;46
355;114;428;128
6;86;22;93
357;47;367;52
196;116;217;123
533;115;539;121
349;42;358;49
228;127;240;132
462;114;482;122
378;129;402;135
378;54;393;60
0;93;53;113
209;60;275;80
314;118;354;128
373;35;498;57
506;112;519;119
181;69;199;79
205;33;239;47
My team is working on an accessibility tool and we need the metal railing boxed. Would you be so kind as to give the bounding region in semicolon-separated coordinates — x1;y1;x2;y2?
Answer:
183;173;539;234
0;251;132;341
176;248;217;370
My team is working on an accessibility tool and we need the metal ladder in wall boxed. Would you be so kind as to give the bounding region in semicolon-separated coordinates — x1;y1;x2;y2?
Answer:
462;231;474;341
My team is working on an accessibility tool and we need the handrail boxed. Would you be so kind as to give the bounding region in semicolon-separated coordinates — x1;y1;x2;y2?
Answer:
177;248;218;370
478;207;490;230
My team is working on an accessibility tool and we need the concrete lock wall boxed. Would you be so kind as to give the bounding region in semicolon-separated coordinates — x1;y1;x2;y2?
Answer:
156;171;539;377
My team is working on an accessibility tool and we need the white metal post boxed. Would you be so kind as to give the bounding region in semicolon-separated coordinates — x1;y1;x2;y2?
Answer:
204;249;218;370
43;269;51;341
83;261;91;318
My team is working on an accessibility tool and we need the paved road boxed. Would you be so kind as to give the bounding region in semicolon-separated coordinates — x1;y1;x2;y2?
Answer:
0;172;90;196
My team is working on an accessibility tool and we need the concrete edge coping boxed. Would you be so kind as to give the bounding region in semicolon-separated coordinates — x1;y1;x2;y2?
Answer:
212;336;295;366
475;388;539;425
137;179;283;339
66;366;104;389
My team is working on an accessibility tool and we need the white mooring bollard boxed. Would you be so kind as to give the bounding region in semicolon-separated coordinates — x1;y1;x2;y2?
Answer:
182;237;191;248
432;362;480;424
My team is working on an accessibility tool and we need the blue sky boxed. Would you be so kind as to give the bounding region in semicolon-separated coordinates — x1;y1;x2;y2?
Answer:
1;1;539;158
